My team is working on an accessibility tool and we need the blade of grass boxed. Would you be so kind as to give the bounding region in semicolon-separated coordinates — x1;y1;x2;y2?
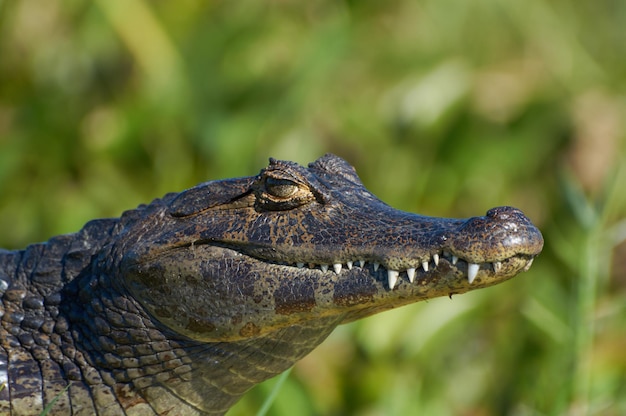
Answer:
40;382;72;416
566;163;625;413
256;368;292;416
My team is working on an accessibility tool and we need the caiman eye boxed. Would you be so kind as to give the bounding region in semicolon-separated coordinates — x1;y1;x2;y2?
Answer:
265;177;298;199
253;173;316;211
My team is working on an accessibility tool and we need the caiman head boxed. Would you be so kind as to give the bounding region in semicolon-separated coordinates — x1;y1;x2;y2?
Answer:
116;154;543;344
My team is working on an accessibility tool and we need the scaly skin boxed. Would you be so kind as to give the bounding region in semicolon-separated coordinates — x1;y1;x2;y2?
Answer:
0;154;543;415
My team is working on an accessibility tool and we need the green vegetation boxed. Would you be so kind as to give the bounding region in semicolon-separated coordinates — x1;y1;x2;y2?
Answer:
1;0;625;414
40;383;72;416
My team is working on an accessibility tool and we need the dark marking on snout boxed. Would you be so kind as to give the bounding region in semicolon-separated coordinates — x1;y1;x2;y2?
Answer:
274;279;316;315
333;276;377;307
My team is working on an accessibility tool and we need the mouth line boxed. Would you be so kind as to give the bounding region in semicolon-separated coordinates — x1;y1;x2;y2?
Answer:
200;244;535;289
283;251;535;289
170;238;535;290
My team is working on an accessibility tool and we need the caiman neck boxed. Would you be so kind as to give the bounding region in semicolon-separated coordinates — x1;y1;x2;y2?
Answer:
68;255;344;415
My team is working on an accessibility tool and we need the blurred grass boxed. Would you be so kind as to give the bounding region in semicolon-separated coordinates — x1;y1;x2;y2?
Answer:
1;0;625;415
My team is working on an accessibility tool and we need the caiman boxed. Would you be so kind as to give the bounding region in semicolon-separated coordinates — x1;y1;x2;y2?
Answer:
0;154;543;415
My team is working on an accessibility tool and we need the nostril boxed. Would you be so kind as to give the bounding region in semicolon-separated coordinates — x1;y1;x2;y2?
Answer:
486;206;523;221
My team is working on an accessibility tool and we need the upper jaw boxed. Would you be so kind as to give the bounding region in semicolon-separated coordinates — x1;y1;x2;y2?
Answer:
215;205;543;290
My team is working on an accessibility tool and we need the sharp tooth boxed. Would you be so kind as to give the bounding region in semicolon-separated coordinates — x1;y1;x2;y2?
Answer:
388;270;399;289
452;255;458;265
523;258;534;271
358;260;365;268
374;262;380;271
467;263;479;283
296;262;305;268
407;268;416;283
422;261;429;272
433;254;439;266
493;261;502;273
333;263;342;274
321;264;329;272
347;261;353;270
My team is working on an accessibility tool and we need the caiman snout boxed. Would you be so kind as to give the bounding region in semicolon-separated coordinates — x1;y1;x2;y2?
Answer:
448;206;544;264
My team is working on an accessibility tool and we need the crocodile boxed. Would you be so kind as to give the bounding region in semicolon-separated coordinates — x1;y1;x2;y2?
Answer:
0;154;543;415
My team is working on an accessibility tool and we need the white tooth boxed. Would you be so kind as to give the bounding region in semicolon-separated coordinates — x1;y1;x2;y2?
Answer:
347;261;353;270
388;270;399;289
452;255;458;265
321;264;329;272
358;260;365;268
493;261;502;273
333;263;342;274
523;258;534;271
422;261;429;272
433;254;439;266
374;262;380;271
467;263;479;283
407;268;416;283
297;262;305;268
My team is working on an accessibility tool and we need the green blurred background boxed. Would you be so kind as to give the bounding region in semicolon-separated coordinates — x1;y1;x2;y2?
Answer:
1;0;625;414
